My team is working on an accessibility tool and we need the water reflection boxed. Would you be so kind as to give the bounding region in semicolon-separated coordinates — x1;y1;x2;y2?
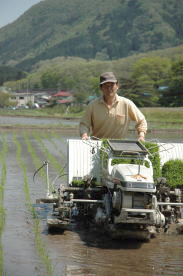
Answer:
44;225;183;276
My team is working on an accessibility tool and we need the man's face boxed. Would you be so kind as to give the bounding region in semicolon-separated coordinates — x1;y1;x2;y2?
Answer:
101;82;118;98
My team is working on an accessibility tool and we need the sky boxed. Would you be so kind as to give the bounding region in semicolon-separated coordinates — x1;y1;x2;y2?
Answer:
0;0;41;28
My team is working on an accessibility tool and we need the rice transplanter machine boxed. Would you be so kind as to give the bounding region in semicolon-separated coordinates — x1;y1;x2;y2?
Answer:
36;139;183;240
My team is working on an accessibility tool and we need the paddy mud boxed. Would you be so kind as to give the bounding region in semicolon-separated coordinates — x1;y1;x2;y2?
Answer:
0;128;183;276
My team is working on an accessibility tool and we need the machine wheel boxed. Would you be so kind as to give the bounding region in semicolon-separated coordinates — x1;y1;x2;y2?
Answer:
112;189;122;216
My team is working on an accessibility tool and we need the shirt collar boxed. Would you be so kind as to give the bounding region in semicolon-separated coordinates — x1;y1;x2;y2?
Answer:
99;94;120;104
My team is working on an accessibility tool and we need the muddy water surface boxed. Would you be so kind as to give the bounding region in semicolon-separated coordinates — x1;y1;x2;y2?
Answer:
0;128;183;276
44;230;183;276
0;115;79;127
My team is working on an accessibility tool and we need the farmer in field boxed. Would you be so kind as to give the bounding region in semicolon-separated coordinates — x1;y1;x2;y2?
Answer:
79;71;147;141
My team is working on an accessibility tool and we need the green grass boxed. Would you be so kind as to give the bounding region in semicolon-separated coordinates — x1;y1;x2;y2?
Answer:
141;107;183;124
0;106;82;118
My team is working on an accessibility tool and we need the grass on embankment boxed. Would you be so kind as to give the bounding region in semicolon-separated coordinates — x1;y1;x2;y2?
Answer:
0;107;82;119
141;107;183;130
142;107;183;123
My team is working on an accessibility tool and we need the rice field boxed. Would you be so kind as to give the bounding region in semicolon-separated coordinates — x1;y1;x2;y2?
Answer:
0;127;182;276
0;129;76;275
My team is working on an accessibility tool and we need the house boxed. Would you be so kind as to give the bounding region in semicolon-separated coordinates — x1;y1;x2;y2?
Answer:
34;93;51;107
9;92;34;107
53;91;72;97
52;90;74;105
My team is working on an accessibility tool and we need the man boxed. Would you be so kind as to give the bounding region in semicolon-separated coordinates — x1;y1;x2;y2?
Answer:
79;72;147;141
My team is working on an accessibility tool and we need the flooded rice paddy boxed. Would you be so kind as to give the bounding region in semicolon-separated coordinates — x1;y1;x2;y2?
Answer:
0;115;79;128
0;116;183;275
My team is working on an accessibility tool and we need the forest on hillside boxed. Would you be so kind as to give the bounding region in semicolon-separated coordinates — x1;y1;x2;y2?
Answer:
3;45;183;107
0;0;183;70
0;66;26;86
1;0;183;108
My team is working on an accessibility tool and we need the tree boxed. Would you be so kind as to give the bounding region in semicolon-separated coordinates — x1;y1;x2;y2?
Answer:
161;60;183;107
0;66;26;85
133;57;171;85
87;77;100;96
74;90;88;104
119;78;157;107
41;70;60;88
0;92;11;108
131;57;171;106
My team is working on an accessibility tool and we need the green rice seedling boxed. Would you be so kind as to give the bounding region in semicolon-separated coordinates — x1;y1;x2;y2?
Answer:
25;132;59;192
14;136;31;203
32;132;66;179
142;141;161;181
0;184;6;274
23;132;47;182
162;159;183;188
44;131;68;161
39;131;68;170
13;133;53;275
41;131;59;151
46;130;65;143
0;136;8;275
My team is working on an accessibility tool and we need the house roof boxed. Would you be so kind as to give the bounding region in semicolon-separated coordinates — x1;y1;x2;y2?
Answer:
57;98;73;104
53;90;72;97
10;92;34;97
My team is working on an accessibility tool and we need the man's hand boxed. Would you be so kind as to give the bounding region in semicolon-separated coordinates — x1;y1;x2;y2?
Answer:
81;133;89;140
138;132;145;142
138;136;145;142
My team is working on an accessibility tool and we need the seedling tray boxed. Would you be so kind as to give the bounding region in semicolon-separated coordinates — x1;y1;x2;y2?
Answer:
107;140;149;156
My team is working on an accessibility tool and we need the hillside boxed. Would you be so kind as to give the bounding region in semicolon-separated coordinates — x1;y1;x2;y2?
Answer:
0;0;183;70
0;66;26;85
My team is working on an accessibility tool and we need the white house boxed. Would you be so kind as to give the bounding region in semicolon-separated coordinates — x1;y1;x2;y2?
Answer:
10;92;35;107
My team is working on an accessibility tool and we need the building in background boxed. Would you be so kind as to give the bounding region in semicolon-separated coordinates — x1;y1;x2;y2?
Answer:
9;92;34;107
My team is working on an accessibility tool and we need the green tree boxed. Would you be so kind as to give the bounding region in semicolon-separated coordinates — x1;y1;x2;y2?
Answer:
0;92;11;107
161;60;183;107
119;78;157;107
133;57;171;86
41;70;60;88
132;57;171;106
74;91;87;104
0;66;26;85
88;77;100;96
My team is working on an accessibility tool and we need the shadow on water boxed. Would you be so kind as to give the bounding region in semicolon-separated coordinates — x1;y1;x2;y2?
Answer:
35;203;144;250
74;226;144;250
45;225;143;250
36;208;144;250
34;203;144;250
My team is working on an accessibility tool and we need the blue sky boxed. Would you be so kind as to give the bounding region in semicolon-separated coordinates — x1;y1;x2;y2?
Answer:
0;0;41;28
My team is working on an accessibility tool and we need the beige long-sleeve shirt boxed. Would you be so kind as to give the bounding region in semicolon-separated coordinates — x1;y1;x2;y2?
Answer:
79;95;147;139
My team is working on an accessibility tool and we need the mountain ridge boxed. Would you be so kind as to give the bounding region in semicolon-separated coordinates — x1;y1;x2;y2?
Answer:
0;0;183;70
